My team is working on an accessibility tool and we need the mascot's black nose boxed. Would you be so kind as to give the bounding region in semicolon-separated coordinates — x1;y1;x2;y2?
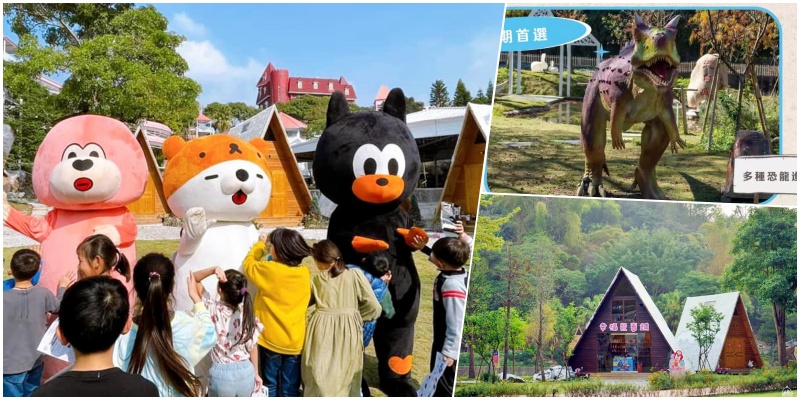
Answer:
236;169;249;182
376;178;389;186
72;159;93;171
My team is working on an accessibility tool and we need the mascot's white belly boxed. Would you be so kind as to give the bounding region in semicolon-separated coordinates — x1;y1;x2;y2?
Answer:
173;222;259;311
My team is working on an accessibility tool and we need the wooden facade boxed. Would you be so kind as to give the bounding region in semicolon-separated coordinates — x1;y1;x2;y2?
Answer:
227;107;312;227
719;298;762;369
569;268;676;373
128;126;170;224
435;104;490;225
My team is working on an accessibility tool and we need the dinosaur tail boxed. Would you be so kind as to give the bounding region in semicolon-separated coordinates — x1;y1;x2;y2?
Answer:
603;163;610;177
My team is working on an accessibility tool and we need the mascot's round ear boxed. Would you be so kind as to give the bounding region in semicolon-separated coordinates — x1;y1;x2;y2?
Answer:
163;135;187;160
383;88;407;122
326;91;351;128
249;138;271;159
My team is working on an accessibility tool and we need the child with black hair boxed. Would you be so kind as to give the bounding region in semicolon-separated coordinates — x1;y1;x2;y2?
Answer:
243;228;312;397
347;251;395;347
410;235;471;397
3;249;69;397
31;276;158;397
115;253;216;397
191;267;264;397
301;240;382;397
75;234;131;282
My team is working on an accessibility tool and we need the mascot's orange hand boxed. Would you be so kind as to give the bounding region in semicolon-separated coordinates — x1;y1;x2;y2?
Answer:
396;227;428;249
352;236;389;253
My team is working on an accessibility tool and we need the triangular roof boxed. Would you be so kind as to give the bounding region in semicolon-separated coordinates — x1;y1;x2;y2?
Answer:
375;85;390;101
132;124;170;215
227;106;312;213
196;113;211;122
674;292;763;372
278;112;307;130
434;103;492;220
571;267;679;354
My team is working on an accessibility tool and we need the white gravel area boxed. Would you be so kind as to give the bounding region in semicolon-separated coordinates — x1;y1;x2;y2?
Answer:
4;225;444;248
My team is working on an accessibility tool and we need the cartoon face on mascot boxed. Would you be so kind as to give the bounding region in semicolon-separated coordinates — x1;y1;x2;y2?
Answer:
162;134;272;312
4;115;147;295
313;88;427;396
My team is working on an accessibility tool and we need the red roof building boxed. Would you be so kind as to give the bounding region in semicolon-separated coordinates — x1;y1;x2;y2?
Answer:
374;85;390;111
255;62;357;108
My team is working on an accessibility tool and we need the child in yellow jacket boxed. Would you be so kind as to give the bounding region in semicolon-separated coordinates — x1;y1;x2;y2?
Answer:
243;228;311;397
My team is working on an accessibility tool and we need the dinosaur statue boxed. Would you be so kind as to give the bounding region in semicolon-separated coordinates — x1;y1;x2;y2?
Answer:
578;15;685;200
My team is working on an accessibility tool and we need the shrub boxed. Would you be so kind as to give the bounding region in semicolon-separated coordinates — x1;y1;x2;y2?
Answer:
649;370;673;390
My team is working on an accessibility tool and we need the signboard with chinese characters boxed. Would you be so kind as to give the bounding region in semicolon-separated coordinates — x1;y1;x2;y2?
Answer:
599;322;649;332
500;17;591;52
733;155;797;194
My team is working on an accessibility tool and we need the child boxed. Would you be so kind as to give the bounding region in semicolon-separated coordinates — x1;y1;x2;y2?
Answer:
115;253;216;397
76;234;131;282
31;277;158;397
42;234;133;381
428;237;470;397
243;228;311;397
347;252;395;347
191;267;264;397
3;245;41;291
301;240;381;397
3;249;68;397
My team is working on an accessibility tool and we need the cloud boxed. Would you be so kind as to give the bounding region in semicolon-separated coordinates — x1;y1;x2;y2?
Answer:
171;12;207;38
177;40;265;105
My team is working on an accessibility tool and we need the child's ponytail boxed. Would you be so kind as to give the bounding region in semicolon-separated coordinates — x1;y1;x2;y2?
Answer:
130;253;201;397
219;270;255;347
312;240;346;278
113;248;131;282
77;234;131;282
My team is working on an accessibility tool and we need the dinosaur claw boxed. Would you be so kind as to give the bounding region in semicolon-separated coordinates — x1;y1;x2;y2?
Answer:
577;177;591;196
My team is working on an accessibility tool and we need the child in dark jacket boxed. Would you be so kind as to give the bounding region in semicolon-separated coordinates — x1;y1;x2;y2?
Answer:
346;252;395;346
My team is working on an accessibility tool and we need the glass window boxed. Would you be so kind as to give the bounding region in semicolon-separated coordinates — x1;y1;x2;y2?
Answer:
612;300;623;321
298;81;303;89
313;81;318;89
345;88;350;95
328;82;334;91
624;300;636;321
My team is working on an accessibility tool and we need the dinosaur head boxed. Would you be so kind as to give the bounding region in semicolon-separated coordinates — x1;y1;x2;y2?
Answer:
630;15;681;91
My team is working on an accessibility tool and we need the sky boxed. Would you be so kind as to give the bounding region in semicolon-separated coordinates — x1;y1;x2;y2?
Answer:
4;3;504;108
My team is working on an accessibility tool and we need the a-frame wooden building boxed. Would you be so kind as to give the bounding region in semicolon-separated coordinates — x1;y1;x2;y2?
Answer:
128;122;170;223
434;103;491;227
227;106;312;227
674;292;763;373
569;267;679;373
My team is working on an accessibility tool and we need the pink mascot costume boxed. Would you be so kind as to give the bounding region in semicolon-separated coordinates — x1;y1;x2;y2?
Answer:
3;115;147;379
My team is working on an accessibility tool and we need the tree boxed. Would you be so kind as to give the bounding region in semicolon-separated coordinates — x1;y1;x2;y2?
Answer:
203;102;233;132
429;79;450;107
554;302;579;366
689;10;778;132
524;234;558;381
405;96;424;114
4;4;202;146
486;80;494;104
472;89;489;105
687;303;724;371
227;102;260;124
723;207;797;366
452;79;472;106
278;95;361;137
499;242;536;379
656;289;685;333
507;309;527;375
527;298;555;378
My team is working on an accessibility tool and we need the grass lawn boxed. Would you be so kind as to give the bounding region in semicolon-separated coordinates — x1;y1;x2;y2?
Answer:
485;113;731;202
9;201;32;214
720;390;788;397
496;68;591;98
4;239;438;397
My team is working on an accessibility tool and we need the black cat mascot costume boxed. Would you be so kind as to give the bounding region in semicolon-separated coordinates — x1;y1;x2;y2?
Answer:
314;88;427;396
